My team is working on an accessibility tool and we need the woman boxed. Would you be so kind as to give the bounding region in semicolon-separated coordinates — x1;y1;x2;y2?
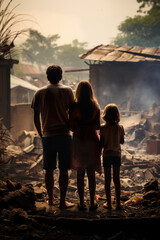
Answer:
69;81;101;210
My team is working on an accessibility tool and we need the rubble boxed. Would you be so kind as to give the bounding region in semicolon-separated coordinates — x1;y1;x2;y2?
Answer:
0;184;36;210
144;178;159;192
0;177;159;240
0;103;160;239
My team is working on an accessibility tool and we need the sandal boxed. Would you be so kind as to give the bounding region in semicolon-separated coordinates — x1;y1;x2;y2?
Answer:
78;204;87;211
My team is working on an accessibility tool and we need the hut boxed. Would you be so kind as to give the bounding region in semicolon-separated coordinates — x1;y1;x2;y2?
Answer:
11;75;39;104
80;45;160;111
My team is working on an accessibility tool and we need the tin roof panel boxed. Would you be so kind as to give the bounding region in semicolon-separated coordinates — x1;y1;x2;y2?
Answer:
80;45;160;62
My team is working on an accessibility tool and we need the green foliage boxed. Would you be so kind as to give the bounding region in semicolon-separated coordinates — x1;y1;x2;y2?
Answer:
137;0;160;13
56;39;88;68
20;29;88;70
21;29;60;70
113;0;160;47
0;0;28;59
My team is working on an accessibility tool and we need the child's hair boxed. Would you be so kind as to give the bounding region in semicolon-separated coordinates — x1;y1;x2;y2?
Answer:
102;104;120;125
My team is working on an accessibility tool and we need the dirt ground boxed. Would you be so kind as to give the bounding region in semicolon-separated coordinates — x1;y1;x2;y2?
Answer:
0;175;160;240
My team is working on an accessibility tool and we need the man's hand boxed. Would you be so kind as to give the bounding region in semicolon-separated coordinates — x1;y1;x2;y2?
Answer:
34;109;42;138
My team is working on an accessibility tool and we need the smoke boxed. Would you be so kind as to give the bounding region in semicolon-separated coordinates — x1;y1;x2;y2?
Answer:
97;63;160;111
130;67;160;110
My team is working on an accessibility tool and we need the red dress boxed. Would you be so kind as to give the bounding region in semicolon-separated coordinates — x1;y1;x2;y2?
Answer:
69;103;102;173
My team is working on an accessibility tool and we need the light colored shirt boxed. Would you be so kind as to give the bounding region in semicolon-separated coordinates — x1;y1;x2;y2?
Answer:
100;123;125;156
31;83;74;137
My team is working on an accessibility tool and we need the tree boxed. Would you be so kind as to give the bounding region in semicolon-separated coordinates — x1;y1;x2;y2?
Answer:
21;29;60;70
137;0;160;13
113;0;160;47
56;39;88;68
21;32;88;70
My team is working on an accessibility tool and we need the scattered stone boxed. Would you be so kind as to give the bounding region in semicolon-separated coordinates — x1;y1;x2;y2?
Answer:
9;208;28;223
6;179;16;191
144;169;154;180
0;184;36;210
1;208;10;218
0;188;7;197
144;179;159;192
34;186;46;199
143;190;160;200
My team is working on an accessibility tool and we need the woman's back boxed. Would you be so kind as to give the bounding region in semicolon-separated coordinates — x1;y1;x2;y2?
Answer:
69;102;100;139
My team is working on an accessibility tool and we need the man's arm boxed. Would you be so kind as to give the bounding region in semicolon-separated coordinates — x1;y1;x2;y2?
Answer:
34;109;42;138
120;135;124;144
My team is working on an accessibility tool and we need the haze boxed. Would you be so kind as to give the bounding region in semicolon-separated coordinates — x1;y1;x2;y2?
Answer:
14;0;139;47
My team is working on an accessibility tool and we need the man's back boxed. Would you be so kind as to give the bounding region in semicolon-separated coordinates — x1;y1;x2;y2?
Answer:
32;83;74;136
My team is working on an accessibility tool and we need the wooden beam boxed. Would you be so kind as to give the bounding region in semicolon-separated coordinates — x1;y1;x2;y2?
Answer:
64;68;89;73
117;50;160;60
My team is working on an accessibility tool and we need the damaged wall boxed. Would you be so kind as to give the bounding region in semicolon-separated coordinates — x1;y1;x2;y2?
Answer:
11;86;35;104
90;62;160;110
11;103;35;140
0;61;11;129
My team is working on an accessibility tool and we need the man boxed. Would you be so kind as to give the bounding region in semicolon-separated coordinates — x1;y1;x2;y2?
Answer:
31;65;74;209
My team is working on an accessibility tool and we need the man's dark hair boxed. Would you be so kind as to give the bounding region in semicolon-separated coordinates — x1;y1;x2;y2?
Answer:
46;65;62;84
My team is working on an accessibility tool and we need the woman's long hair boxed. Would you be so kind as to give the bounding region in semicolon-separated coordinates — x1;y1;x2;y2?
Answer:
75;81;99;119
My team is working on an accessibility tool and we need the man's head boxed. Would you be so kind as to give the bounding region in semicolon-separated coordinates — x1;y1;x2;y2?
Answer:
46;65;62;84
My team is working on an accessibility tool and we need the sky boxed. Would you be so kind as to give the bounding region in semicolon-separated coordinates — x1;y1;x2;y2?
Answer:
14;0;140;48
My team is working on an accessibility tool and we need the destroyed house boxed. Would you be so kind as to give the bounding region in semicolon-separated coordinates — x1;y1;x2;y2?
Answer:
15;64;41;79
11;75;39;104
80;45;160;111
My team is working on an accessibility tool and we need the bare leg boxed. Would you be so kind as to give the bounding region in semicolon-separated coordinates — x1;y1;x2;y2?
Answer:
45;170;55;205
104;166;112;209
77;169;85;206
87;169;96;208
113;166;121;209
59;169;74;208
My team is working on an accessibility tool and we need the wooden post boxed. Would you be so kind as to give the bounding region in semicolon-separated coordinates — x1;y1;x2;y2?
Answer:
0;59;18;129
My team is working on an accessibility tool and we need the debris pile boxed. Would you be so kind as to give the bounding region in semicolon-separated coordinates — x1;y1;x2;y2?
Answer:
0;128;43;183
0;103;160;239
0;176;160;240
0;119;14;164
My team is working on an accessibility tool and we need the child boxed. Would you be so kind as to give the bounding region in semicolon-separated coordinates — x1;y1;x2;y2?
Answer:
69;81;101;210
100;104;125;209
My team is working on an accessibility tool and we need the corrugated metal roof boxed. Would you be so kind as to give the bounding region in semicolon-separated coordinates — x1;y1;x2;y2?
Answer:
79;45;160;62
11;75;39;91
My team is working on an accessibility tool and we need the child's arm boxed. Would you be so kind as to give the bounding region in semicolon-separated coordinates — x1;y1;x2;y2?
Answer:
120;125;125;144
100;125;104;149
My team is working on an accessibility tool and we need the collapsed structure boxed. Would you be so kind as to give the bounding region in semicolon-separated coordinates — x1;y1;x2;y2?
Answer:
80;45;160;111
0;44;160;239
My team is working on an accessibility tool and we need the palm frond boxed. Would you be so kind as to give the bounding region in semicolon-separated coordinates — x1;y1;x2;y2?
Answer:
0;0;30;59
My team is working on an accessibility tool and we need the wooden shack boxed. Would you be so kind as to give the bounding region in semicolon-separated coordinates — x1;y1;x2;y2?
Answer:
80;45;160;111
11;75;39;104
0;59;18;128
